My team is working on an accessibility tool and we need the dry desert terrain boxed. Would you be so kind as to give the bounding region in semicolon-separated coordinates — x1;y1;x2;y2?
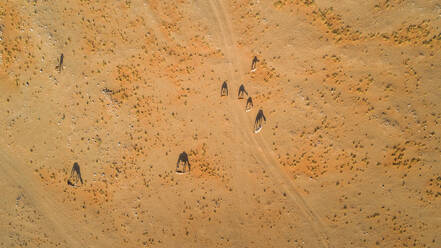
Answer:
1;0;441;247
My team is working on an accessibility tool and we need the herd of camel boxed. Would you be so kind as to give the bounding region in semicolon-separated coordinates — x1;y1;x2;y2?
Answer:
66;56;267;184
176;56;266;173
175;56;267;173
221;56;267;132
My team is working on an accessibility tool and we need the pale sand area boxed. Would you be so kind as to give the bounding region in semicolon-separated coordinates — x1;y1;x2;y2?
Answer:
1;0;440;247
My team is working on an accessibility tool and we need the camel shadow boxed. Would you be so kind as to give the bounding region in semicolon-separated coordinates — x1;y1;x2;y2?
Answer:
55;53;64;72
238;84;248;99
67;162;83;186
254;109;266;133
176;152;191;173
246;97;253;112
251;56;259;72
221;81;228;96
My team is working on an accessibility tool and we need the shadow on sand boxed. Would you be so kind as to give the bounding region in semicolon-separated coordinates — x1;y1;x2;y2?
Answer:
246;97;253;112
238;84;248;99
55;53;64;72
254;109;266;133
176;152;191;173
251;56;259;72
67;162;83;186
221;81;228;96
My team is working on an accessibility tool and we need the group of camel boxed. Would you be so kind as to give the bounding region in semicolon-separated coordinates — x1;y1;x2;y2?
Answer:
177;56;266;173
176;57;266;173
220;56;267;133
65;56;267;182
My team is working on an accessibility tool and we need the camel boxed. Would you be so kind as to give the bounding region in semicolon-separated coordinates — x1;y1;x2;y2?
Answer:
67;162;83;186
238;84;248;99
251;56;259;72
55;53;64;72
246;97;253;112
254;109;266;133
176;152;191;173
221;81;228;96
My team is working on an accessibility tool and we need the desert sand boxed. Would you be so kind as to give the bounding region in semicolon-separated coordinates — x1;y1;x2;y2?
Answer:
1;0;440;247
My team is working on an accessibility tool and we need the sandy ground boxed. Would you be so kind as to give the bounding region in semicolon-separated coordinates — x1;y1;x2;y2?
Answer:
1;0;441;247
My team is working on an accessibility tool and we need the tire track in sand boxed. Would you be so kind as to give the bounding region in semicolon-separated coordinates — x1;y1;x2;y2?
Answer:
207;1;332;247
207;1;250;244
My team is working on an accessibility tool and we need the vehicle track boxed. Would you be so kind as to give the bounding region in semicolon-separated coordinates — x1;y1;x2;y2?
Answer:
207;0;332;246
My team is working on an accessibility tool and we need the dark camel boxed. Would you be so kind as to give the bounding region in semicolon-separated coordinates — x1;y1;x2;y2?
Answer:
176;152;191;173
238;84;248;99
221;81;228;96
246;97;253;112
251;56;259;71
67;162;83;186
254;109;266;133
56;53;64;72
